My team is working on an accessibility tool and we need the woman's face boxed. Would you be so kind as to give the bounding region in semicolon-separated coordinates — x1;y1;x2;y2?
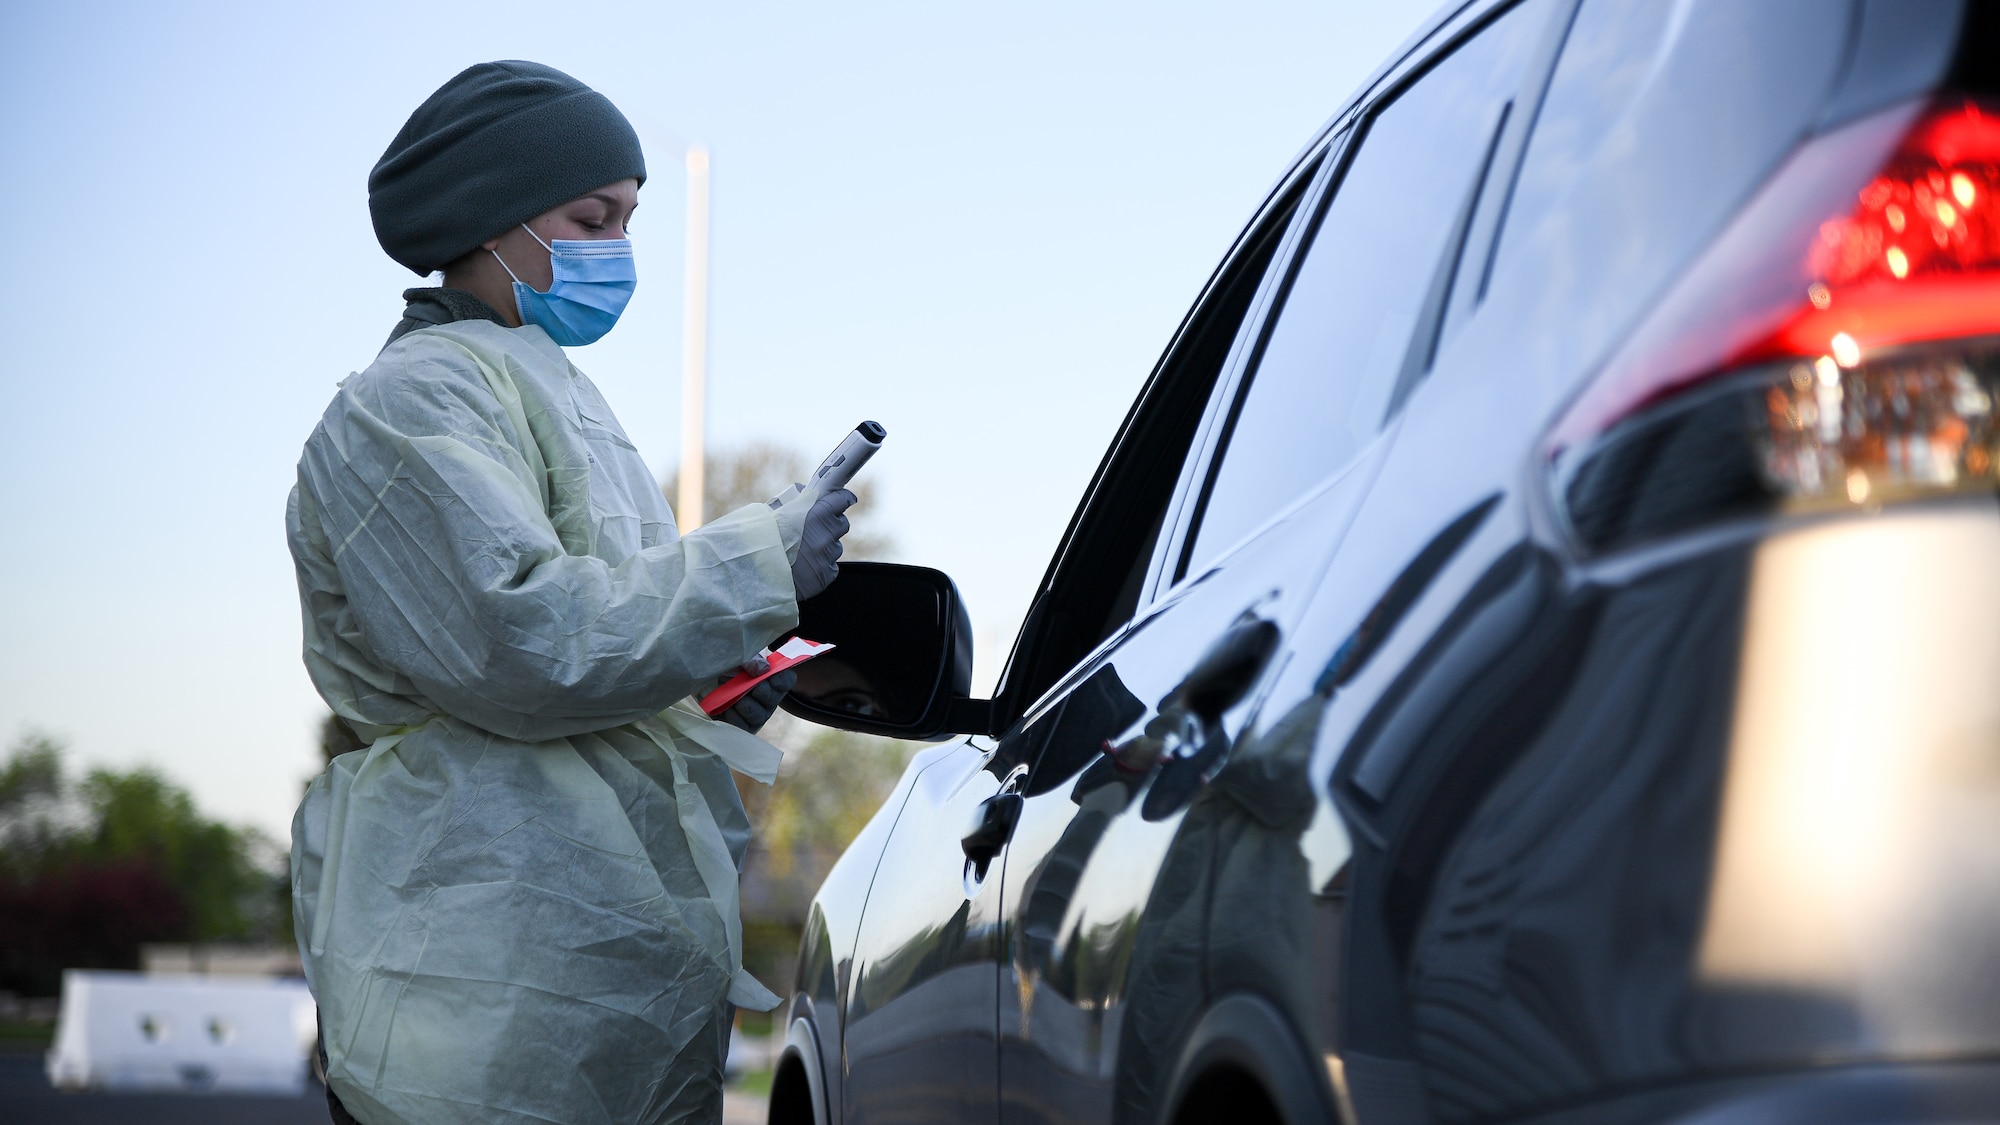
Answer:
485;177;640;293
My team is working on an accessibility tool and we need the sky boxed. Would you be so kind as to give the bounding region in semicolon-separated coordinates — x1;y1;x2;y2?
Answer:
0;0;1439;841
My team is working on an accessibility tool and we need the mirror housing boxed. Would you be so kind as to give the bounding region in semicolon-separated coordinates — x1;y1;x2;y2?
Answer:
779;562;995;740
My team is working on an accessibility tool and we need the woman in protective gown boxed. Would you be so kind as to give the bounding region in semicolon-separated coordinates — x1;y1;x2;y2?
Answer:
287;60;854;1125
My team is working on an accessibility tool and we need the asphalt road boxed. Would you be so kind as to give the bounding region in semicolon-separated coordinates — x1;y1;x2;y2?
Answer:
2;1047;771;1123
0;1047;333;1124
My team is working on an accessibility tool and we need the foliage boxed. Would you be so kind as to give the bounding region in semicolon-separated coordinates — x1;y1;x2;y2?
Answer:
0;732;285;997
0;733;84;866
735;722;915;988
744;724;913;877
661;440;897;561
319;712;365;764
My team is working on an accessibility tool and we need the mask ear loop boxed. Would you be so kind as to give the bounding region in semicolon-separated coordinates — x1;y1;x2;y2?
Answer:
489;225;553;288
519;223;555;252
489;246;526;285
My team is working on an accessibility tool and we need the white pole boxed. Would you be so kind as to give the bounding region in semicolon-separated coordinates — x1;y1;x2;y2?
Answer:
678;145;711;530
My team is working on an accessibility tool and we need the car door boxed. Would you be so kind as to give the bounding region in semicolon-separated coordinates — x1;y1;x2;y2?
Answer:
989;3;1565;1121
834;143;1324;1125
838;735;1007;1125
993;438;1388;1125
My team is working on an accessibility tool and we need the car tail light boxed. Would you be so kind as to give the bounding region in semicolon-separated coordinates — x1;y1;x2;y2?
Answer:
1551;98;2000;555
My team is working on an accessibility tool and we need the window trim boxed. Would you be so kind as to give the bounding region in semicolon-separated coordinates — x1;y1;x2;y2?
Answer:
1453;0;1586;318
1138;134;1350;606
1315;0;1529;152
1165;132;1355;588
988;143;1335;732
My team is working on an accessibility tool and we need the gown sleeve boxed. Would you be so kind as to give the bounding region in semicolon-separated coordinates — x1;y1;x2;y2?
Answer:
295;334;800;742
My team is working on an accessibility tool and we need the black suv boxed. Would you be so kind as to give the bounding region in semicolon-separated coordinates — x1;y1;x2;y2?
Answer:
767;1;2000;1121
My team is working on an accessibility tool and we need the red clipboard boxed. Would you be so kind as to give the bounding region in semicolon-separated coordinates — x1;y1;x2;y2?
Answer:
698;636;837;717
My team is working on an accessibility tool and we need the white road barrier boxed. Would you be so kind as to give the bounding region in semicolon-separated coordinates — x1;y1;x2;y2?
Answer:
45;970;316;1094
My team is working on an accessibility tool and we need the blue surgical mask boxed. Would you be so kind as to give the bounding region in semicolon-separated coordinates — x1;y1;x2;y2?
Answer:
491;225;636;346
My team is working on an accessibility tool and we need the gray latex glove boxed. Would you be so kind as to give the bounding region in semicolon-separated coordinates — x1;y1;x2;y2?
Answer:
790;487;856;602
720;659;799;733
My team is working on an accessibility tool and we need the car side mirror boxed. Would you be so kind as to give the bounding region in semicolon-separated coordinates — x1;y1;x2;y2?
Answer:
779;562;996;740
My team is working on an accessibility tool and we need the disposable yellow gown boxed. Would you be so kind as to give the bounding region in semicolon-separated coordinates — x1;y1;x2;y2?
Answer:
287;319;806;1125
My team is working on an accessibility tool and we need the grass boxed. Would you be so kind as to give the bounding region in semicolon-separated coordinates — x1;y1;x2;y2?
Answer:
0;1021;53;1048
730;1066;773;1098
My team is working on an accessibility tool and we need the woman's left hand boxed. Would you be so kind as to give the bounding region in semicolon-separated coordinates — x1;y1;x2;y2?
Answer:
719;661;798;733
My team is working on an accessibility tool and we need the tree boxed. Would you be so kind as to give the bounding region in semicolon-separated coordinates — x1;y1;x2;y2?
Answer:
0;733;284;997
77;767;282;941
740;723;911;878
661;440;896;561
0;733;84;868
319;712;365;765
734;719;915;991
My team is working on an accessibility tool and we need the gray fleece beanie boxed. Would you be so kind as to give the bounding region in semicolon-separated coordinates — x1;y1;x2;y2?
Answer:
369;61;646;276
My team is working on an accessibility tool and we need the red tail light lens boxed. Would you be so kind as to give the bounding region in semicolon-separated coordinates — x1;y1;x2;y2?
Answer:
1552;99;2000;555
1812;107;2000;282
1751;101;2000;364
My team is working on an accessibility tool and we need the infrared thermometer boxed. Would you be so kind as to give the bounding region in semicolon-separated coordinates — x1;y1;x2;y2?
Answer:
772;421;887;506
808;420;887;493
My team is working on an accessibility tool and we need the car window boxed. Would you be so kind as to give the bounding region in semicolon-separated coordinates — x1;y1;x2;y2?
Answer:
996;165;1317;719
1181;0;1551;578
1485;0;1682;285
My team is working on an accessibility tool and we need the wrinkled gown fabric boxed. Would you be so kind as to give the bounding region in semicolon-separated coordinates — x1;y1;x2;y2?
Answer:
288;318;808;1125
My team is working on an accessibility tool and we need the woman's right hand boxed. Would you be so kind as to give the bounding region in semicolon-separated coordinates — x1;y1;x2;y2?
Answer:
790;488;856;602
